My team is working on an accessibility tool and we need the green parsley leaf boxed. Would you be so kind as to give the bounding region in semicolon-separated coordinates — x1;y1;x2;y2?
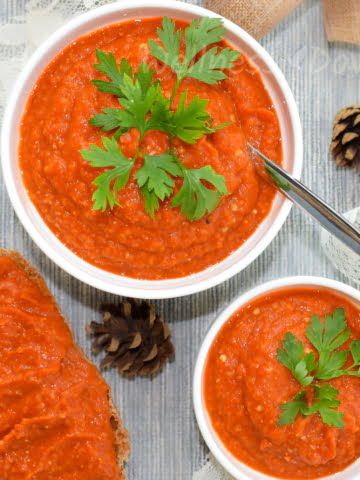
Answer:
306;308;351;380
135;154;182;217
132;63;154;96
306;308;350;353
169;93;219;143
187;46;240;85
294;358;315;386
92;50;132;96
139;188;159;219
116;72;160;137
317;340;360;380
171;165;228;221
277;333;304;369
90;108;124;131
80;137;134;211
277;333;314;386
149;17;239;85
316;349;349;380
148;17;183;77
324;308;351;349
113;65;163;137
305;384;344;428
278;385;344;428
150;92;218;144
350;340;360;365
92;59;161;138
89;108;129;140
278;391;307;426
184;17;225;64
147;92;173;132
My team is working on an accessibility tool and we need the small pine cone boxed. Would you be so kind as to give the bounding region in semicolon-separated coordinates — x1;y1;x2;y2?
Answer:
87;299;174;377
330;105;360;171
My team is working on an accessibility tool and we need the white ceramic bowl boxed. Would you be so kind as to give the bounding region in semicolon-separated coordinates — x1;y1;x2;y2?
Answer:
1;0;302;299
193;276;360;480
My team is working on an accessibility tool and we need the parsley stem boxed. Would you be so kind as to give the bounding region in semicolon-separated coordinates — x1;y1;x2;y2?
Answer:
168;135;176;154
345;365;359;373
169;78;181;107
133;133;145;162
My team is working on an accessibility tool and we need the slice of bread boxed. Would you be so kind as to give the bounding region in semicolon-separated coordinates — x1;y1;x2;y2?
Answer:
0;249;129;479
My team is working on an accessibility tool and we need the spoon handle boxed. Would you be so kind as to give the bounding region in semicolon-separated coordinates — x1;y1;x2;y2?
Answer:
248;145;360;255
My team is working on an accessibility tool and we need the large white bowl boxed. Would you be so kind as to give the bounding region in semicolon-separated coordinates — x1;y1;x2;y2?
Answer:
193;276;360;480
1;0;302;299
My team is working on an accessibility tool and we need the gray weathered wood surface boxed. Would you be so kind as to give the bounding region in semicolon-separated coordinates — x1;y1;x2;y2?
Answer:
1;1;359;478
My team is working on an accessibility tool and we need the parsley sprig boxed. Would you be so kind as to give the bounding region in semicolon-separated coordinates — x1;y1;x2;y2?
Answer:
80;17;239;219
278;384;344;428
135;154;182;218
277;307;360;428
80;137;134;210
277;332;315;387
90;61;163;139
172;165;228;221
148;17;239;100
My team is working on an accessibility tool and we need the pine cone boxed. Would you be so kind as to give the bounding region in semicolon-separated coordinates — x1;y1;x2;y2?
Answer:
330;105;360;171
87;299;174;377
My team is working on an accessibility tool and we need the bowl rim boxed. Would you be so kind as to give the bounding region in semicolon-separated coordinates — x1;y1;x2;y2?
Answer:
193;276;360;480
1;0;303;299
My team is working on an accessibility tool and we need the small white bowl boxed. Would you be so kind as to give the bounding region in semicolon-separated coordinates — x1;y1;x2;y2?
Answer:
1;0;302;299
193;276;360;480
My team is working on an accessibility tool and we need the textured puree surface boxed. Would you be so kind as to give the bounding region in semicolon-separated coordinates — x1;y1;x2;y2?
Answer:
0;252;127;480
204;287;360;479
19;17;281;280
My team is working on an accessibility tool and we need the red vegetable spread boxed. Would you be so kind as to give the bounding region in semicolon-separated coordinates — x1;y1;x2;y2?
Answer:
204;287;360;479
0;252;126;479
19;17;281;280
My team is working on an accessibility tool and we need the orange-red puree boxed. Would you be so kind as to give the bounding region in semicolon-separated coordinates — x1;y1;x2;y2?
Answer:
0;254;124;479
204;287;360;479
19;18;281;279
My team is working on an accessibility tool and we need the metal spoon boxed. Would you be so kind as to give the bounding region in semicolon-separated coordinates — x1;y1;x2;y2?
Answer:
248;144;360;255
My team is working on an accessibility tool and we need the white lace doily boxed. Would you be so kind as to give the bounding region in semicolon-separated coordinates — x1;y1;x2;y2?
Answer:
193;454;234;480
0;0;111;123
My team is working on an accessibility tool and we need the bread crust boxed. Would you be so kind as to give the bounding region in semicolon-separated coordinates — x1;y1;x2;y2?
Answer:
0;249;129;477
